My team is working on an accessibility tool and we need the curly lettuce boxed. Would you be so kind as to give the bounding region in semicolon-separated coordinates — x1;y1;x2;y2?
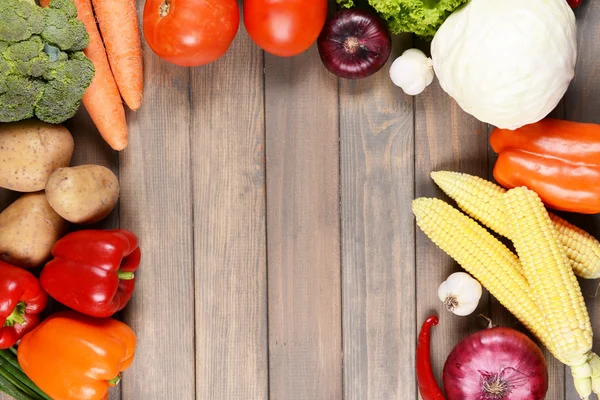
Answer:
337;0;469;38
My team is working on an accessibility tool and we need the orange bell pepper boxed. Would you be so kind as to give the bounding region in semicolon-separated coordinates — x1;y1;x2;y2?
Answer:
491;118;600;214
17;311;136;400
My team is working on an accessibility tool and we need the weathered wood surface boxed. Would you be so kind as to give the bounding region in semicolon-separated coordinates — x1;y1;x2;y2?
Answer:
3;2;600;400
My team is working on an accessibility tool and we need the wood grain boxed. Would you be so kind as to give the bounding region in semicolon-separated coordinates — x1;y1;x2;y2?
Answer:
340;35;416;400
264;46;342;400
414;63;489;395
190;23;268;400
119;8;195;398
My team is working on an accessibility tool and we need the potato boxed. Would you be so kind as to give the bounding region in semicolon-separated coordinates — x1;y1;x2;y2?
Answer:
0;120;74;192
0;192;67;268
45;165;119;224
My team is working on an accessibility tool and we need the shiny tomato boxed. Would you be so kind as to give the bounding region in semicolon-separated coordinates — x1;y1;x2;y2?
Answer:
143;0;240;67
244;0;328;57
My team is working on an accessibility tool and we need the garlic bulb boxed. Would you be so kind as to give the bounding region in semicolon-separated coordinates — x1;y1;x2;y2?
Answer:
438;272;482;316
389;48;435;96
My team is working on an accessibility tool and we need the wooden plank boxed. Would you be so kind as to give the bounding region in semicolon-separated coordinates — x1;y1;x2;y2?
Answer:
190;22;268;400
562;2;600;398
264;46;342;400
340;35;415;400
414;66;489;394
119;7;195;398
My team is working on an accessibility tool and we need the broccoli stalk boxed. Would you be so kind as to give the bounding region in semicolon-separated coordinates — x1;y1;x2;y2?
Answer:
0;0;94;124
338;0;469;38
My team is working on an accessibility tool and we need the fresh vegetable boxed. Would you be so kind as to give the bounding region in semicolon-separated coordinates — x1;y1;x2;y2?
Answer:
568;0;583;7
0;348;51;400
412;193;600;398
491;118;600;214
0;263;48;349
244;0;327;57
443;317;548;399
45;165;119;224
18;310;136;400
0;121;73;193
437;272;481;316
416;315;445;400
431;171;600;279
40;0;130;151
41;229;140;318
317;9;391;80
0;193;67;268
0;0;94;124
389;48;434;95
337;0;467;38
91;0;143;110
503;187;596;397
144;0;240;67
431;0;577;130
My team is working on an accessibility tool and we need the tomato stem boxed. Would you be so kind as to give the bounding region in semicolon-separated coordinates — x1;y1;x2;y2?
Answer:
159;0;170;17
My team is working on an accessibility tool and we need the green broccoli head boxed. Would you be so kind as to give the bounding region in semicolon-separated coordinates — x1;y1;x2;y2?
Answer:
36;51;94;124
338;0;468;38
43;0;89;51
0;0;94;124
0;0;45;43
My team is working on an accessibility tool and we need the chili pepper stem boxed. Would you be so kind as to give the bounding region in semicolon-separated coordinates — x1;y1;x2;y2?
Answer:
117;271;135;280
3;302;26;327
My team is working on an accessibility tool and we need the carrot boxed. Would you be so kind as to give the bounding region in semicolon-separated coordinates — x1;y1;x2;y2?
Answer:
91;0;144;111
40;0;129;151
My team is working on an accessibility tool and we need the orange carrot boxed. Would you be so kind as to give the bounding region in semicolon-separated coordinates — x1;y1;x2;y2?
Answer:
92;0;144;111
41;0;129;151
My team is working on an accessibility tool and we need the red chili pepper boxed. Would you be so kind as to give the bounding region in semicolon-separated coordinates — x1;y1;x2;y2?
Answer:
0;261;48;349
40;229;141;318
416;315;446;400
567;0;583;8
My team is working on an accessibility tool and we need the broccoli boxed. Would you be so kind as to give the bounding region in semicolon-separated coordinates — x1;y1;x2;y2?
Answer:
0;0;94;124
338;0;469;38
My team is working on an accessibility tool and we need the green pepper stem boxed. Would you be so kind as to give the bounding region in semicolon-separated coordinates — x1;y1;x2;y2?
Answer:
108;375;121;386
3;302;26;327
118;271;135;280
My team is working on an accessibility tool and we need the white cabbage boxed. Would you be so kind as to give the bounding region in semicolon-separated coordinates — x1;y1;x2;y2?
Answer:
431;0;577;130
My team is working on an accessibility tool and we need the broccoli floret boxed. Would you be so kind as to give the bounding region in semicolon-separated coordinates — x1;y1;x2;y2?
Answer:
42;0;89;51
37;52;94;124
0;0;94;124
338;0;468;38
0;0;45;42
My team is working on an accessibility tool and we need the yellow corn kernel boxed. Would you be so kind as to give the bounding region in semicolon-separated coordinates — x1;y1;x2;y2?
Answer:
431;171;600;279
503;187;592;367
412;197;555;355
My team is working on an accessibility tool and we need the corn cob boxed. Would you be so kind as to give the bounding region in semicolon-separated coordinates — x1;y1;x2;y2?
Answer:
503;187;595;398
431;171;600;279
412;198;555;354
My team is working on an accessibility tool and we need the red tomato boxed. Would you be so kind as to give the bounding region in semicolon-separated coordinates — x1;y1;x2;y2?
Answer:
143;0;240;67
244;0;328;57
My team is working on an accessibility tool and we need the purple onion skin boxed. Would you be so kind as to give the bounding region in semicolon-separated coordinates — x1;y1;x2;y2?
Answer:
443;327;548;400
317;9;392;80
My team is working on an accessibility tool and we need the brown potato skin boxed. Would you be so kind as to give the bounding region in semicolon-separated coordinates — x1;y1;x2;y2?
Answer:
0;192;67;268
45;165;119;224
0;120;74;192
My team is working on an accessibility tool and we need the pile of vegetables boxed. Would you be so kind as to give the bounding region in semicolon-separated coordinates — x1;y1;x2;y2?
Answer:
0;120;141;399
413;117;600;399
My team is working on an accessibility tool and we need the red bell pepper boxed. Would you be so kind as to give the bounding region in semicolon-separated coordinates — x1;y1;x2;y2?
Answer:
40;229;141;318
0;261;48;349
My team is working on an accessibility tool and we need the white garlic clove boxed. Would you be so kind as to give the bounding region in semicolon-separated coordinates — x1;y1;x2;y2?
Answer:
438;272;483;316
389;48;435;96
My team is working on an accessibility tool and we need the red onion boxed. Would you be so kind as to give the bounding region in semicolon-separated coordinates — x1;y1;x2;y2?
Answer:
317;9;391;79
443;320;548;400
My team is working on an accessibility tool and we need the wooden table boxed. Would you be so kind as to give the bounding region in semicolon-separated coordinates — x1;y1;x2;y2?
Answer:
2;2;600;400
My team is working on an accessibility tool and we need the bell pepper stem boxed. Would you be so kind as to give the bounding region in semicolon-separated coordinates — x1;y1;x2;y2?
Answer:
108;375;121;386
3;302;26;327
117;271;135;280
